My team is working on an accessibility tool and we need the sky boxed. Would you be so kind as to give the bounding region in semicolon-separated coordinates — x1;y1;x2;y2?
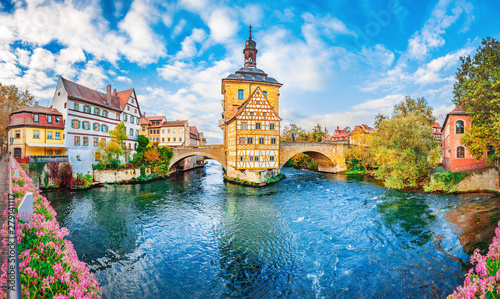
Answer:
0;0;499;143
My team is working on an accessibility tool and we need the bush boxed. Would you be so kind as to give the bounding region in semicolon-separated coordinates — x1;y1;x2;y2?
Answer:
424;171;468;192
109;159;121;169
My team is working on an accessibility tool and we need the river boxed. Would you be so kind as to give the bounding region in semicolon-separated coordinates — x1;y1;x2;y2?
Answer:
45;162;500;298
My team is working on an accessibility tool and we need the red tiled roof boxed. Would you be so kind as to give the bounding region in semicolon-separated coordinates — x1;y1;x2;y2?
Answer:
9;106;64;129
189;126;200;139
162;120;188;127
61;77;122;111
13;106;62;115
141;116;166;127
353;124;374;132
115;88;133;110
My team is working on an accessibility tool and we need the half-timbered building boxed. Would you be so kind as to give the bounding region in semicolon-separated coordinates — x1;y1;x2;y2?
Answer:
226;87;281;170
220;25;283;183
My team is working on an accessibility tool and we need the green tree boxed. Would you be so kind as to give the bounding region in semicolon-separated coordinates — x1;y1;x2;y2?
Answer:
393;96;436;125
281;124;306;142
311;123;327;142
109;121;127;148
453;37;500;165
0;83;35;148
371;98;440;189
138;135;149;148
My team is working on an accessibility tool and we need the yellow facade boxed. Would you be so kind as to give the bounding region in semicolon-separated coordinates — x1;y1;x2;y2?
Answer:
8;127;66;157
226;87;281;170
221;80;281;123
141;124;149;138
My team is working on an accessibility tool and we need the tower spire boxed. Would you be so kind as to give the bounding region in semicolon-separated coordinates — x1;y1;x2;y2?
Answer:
243;22;257;68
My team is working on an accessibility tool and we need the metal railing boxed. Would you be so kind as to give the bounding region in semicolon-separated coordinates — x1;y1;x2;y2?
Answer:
6;153;21;298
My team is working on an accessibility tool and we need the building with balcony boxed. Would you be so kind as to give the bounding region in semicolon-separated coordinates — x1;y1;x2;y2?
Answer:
7;105;67;160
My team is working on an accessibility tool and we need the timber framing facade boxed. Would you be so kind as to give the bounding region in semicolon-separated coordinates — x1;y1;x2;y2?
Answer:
226;87;281;170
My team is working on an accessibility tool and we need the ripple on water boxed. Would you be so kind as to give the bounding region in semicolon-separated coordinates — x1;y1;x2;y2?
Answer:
45;165;500;298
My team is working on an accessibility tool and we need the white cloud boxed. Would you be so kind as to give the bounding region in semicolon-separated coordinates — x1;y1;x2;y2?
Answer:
116;76;132;84
117;0;166;65
29;48;55;71
206;8;239;43
413;48;471;85
171;19;187;37
77;61;108;90
407;0;474;60
352;94;404;111
174;28;206;60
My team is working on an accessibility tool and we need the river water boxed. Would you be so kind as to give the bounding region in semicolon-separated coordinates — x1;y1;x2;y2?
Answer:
45;162;500;298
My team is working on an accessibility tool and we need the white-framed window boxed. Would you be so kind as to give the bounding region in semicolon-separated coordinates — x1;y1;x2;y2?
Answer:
259;137;264;144
256;123;261;129
33;130;40;139
47;131;53;139
33;114;39;123
270;123;275;130
55;132;61;140
173;129;176;133
242;122;247;130
271;138;276;145
47;115;52;124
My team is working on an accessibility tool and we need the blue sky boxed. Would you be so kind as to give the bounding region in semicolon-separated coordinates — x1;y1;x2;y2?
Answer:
1;0;499;143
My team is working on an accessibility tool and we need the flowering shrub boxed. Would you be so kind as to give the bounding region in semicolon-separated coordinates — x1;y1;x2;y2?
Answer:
449;221;500;298
0;159;101;298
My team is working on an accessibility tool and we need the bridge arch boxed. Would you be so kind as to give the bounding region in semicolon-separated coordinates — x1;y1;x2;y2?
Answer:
169;145;226;171
169;151;225;169
279;142;347;173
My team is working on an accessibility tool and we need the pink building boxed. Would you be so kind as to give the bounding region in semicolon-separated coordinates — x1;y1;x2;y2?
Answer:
441;106;488;171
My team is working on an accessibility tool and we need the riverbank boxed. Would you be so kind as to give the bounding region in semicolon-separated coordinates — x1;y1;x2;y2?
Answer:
1;159;101;298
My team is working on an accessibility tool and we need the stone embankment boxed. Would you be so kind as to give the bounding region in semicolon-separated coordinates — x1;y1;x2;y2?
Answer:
451;167;500;193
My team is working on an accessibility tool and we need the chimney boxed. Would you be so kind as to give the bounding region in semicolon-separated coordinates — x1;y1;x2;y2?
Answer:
113;88;116;95
106;85;111;104
34;101;39;107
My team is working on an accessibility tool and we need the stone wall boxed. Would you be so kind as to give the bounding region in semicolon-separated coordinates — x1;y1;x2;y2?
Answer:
226;165;280;184
93;167;152;183
451;167;499;193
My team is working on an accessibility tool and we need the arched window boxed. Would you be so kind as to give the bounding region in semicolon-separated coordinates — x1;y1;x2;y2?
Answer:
456;120;465;134
248;53;253;62
457;146;465;158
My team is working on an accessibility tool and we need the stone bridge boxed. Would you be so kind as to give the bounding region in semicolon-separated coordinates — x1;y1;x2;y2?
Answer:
170;142;348;173
169;145;226;169
279;142;348;172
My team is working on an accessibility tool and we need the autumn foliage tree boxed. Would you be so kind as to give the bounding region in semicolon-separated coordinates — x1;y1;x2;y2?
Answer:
345;127;374;172
0;83;35;148
453;37;500;165
371;97;440;189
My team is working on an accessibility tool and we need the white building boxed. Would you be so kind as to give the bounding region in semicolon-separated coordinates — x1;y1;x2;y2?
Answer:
51;77;142;174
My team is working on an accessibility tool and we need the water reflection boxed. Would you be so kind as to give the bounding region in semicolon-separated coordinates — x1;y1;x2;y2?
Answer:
377;191;436;246
446;194;500;255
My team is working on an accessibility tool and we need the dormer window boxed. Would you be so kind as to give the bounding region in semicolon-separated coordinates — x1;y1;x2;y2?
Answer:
47;115;52;124
33;114;39;123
